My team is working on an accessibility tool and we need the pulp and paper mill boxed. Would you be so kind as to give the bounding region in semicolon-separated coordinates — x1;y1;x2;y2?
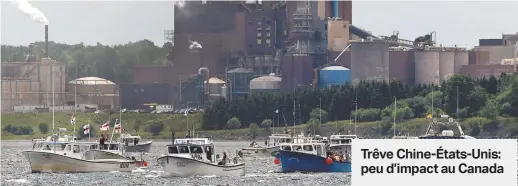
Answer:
2;1;517;112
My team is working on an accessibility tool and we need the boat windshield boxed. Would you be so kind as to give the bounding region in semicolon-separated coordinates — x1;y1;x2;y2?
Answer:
168;145;206;154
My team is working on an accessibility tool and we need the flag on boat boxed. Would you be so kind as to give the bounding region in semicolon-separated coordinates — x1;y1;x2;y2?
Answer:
100;121;110;131
83;124;90;134
114;123;121;133
275;109;279;114
70;115;76;125
426;114;433;119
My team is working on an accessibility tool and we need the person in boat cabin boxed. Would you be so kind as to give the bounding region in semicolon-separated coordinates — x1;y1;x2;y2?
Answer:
264;140;268;146
99;134;106;149
134;138;139;145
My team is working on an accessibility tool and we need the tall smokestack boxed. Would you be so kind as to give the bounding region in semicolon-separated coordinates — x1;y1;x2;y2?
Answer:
45;25;48;58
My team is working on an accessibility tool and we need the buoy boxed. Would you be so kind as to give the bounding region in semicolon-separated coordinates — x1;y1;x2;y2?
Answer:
274;158;280;164
143;161;148;167
325;158;333;165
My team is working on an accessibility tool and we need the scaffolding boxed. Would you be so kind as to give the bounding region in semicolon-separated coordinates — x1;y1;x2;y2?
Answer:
164;30;174;45
291;0;313;54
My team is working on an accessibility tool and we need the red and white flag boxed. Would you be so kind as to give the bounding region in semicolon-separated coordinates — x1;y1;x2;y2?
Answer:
114;123;121;133
100;121;110;131
83;124;90;134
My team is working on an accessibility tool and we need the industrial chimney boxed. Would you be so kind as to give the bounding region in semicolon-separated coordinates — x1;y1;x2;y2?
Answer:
45;25;48;58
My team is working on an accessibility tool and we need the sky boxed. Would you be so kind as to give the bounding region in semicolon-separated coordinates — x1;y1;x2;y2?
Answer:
1;1;517;48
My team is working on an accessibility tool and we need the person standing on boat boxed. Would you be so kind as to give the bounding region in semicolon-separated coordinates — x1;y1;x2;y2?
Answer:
99;134;106;149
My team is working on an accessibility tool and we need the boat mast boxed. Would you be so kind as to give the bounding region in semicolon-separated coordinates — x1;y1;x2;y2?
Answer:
319;97;322;136
74;62;77;140
354;93;357;134
110;119;117;142
393;97;396;137
52;63;55;153
292;100;296;137
456;86;459;116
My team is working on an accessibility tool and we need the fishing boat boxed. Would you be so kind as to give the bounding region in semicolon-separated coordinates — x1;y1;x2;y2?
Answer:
273;141;351;173
238;133;293;157
156;133;245;177
23;141;144;173
118;134;152;153
418;115;475;139
328;134;357;153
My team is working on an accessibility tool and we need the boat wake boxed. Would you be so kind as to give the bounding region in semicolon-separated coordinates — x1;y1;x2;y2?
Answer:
5;179;29;183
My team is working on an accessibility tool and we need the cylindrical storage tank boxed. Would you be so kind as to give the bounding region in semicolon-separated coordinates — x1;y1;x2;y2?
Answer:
249;73;281;92
439;51;455;82
206;77;225;96
350;42;390;84
414;51;440;85
227;68;254;96
454;51;469;74
318;66;350;88
221;84;228;99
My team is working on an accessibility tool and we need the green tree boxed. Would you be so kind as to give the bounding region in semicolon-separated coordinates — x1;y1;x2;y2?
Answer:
226;117;241;129
38;123;49;134
147;122;164;136
261;119;273;132
309;108;328;123
479;98;499;120
308;119;321;135
248;123;260;139
134;119;141;132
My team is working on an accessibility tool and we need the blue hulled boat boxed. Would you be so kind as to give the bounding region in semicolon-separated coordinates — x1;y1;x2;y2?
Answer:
274;142;351;173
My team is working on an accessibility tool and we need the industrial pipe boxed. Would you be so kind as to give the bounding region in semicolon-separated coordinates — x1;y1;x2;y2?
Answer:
334;44;352;64
45;25;49;57
332;0;339;18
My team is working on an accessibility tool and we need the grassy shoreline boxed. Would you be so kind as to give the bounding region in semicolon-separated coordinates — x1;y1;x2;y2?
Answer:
2;112;518;140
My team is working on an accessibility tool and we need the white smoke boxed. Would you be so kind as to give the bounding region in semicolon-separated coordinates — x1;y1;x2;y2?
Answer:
9;0;49;25
189;40;202;49
174;0;185;8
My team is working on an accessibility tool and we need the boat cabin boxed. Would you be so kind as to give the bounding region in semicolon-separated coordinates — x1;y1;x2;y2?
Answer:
120;134;142;146
279;143;327;157
329;135;357;146
33;141;69;151
167;138;216;163
268;134;293;146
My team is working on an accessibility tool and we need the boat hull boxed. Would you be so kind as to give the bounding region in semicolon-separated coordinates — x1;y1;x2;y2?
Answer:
156;155;245;177
275;150;351;173
125;141;152;153
239;146;278;157
23;151;138;173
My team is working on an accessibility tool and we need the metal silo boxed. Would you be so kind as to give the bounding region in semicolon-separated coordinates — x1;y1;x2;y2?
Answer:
206;77;225;100
439;51;455;82
350;42;390;84
415;51;440;85
227;68;254;96
318;66;350;88
454;51;469;74
249;73;281;93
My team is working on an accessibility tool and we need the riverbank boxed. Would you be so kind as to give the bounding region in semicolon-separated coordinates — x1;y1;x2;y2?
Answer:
2;112;518;140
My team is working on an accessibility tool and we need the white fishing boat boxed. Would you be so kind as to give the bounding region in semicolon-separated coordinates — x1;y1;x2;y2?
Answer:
23;141;142;173
328;134;357;153
156;135;245;177
118;134;153;153
238;133;292;157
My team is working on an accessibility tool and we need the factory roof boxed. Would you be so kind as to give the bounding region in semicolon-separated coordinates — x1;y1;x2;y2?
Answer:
204;77;225;84
251;74;282;82
321;66;350;70
69;77;115;85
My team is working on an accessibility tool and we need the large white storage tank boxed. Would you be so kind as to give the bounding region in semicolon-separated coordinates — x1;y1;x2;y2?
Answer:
439;51;455;82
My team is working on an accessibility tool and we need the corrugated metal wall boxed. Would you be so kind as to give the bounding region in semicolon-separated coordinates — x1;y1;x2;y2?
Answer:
120;84;171;110
389;51;414;85
475;46;515;64
459;65;516;79
469;50;490;65
281;55;314;91
479;39;504;46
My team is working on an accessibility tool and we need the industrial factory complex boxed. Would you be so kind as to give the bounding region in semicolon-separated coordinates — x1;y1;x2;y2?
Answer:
1;1;518;112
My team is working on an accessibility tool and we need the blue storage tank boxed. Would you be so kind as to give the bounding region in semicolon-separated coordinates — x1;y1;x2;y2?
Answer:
318;66;350;88
227;68;255;96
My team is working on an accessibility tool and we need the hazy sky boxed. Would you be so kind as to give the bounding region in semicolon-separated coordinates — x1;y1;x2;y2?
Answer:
1;1;517;48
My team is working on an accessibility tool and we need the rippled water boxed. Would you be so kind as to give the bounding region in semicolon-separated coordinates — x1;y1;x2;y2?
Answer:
1;140;350;186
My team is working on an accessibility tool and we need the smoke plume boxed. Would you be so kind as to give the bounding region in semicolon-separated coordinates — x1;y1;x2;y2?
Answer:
174;0;185;8
189;40;202;49
9;0;49;25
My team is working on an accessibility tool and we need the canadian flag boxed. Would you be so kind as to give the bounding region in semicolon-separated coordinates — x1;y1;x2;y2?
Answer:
100;121;110;131
114;123;121;133
83;124;90;134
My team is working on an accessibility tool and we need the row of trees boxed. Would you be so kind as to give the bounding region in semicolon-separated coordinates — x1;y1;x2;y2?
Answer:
203;74;518;131
1;40;171;83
